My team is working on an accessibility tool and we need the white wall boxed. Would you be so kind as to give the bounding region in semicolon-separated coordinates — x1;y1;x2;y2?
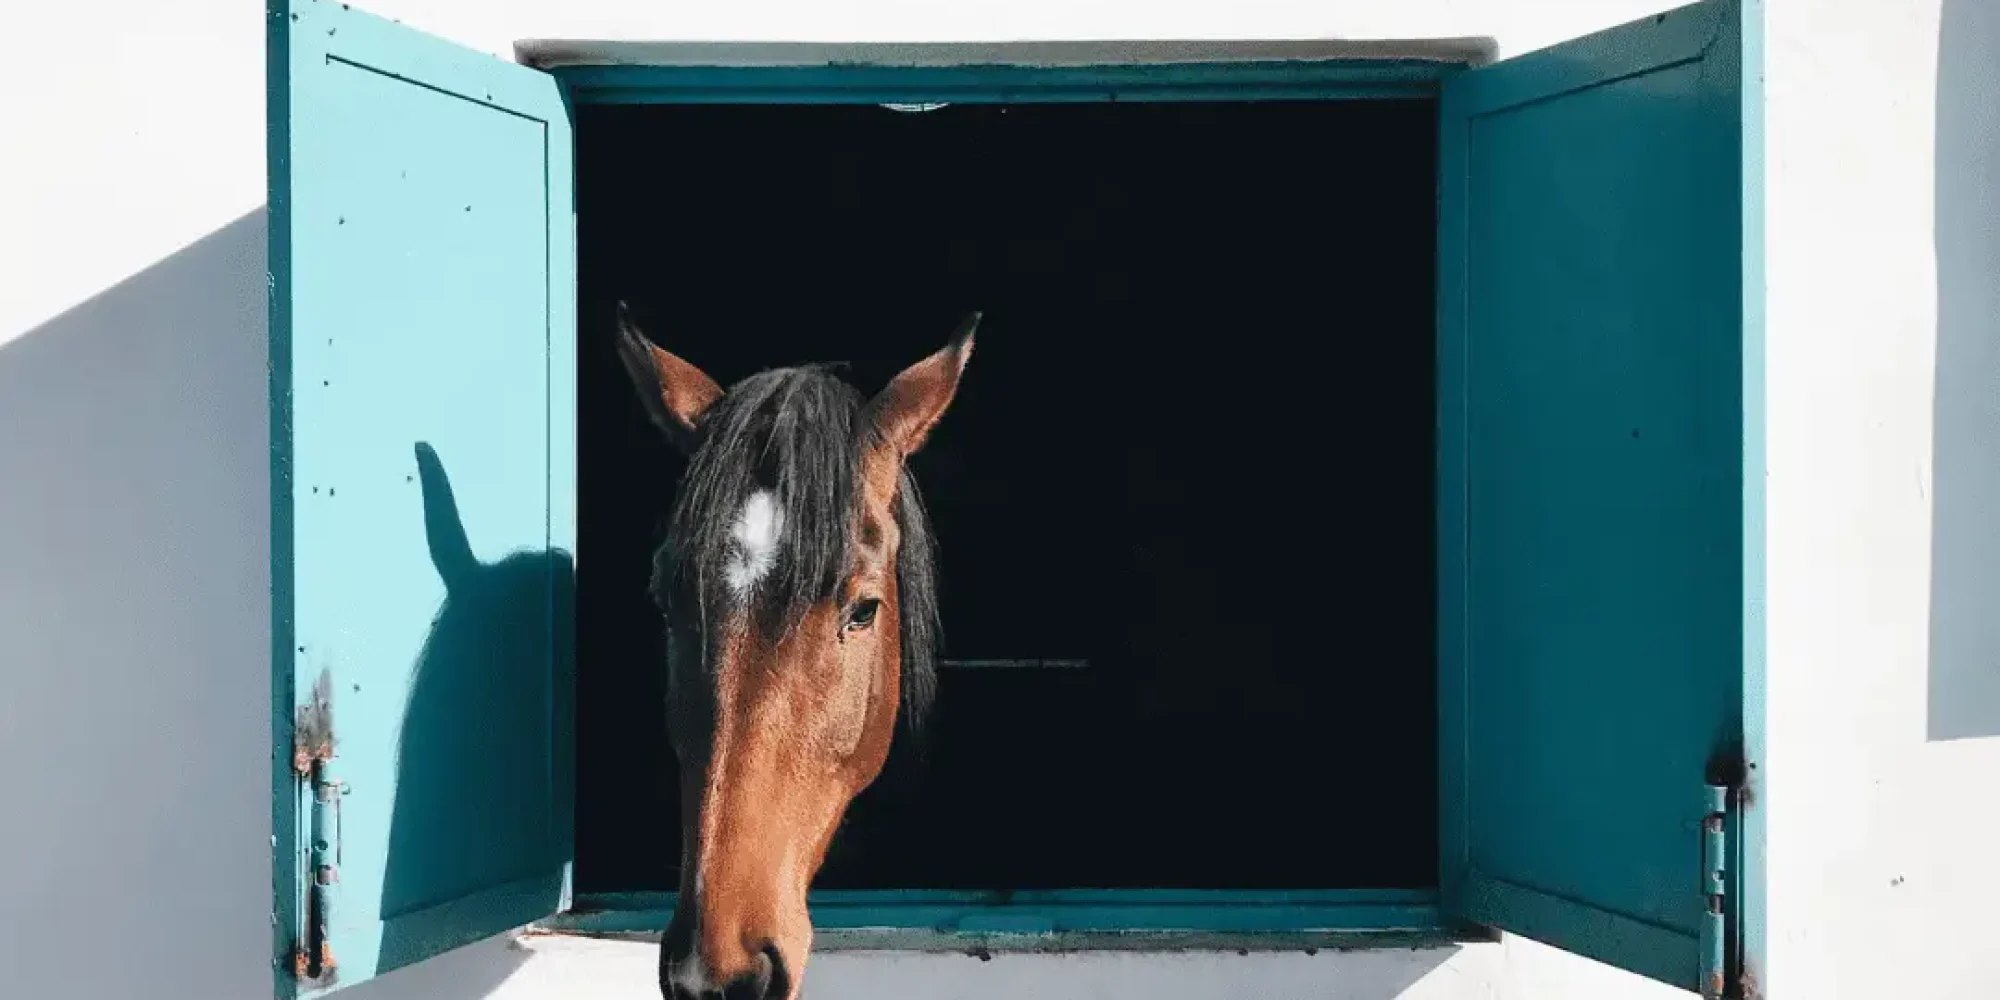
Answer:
1761;0;2000;998
5;0;1997;998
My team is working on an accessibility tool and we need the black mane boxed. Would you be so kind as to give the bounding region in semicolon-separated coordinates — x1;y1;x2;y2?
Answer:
654;365;939;735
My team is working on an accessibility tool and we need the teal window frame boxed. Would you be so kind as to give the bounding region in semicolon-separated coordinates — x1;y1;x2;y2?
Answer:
538;55;1468;948
270;2;1763;994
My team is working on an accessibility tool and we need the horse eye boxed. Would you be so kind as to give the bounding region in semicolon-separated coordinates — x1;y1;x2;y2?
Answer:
845;598;881;631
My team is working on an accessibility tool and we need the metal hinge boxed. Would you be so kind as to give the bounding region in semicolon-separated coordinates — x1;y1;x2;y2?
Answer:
292;672;345;986
1699;783;1732;999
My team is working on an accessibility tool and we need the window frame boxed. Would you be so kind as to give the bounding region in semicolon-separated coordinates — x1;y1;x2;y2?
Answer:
536;55;1472;949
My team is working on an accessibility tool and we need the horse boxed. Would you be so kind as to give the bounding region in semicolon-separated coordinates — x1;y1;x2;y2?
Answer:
615;303;978;1000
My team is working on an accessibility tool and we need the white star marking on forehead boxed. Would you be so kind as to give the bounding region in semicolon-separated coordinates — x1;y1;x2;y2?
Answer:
723;490;784;599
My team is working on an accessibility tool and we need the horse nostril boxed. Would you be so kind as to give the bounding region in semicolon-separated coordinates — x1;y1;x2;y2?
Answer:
763;942;793;1000
658;920;701;1000
717;941;791;1000
719;944;776;1000
660;967;702;1000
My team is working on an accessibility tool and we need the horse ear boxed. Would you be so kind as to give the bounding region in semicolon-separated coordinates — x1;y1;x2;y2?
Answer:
863;312;979;470
414;442;476;589
615;301;724;450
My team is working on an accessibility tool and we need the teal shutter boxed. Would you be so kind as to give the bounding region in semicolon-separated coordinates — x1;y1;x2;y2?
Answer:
1436;0;1752;994
269;1;576;996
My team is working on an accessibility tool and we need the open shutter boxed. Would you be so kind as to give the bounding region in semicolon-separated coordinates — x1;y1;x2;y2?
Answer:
269;0;576;995
1436;0;1750;994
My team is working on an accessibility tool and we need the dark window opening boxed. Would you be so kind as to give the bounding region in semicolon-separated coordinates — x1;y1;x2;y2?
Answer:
573;99;1439;893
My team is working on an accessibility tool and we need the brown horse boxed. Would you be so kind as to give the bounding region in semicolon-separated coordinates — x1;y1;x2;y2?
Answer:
615;304;977;1000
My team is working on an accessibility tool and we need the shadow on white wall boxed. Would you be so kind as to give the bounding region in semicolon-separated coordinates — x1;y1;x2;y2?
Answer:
0;209;529;1000
0;209;276;997
1928;0;2000;742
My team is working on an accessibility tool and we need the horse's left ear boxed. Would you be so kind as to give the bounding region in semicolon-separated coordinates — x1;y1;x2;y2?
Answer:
863;312;979;464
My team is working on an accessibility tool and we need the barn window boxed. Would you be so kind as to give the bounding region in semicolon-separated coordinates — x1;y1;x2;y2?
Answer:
574;96;1443;897
267;1;1761;998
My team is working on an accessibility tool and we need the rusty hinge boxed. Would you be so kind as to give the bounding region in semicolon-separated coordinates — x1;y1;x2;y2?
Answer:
1699;783;1731;999
293;670;345;986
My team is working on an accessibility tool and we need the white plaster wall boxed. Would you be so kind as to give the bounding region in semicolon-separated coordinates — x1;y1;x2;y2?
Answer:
8;0;1997;998
1760;0;2000;998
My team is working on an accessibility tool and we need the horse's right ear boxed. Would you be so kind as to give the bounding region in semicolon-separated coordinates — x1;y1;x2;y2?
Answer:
615;301;724;451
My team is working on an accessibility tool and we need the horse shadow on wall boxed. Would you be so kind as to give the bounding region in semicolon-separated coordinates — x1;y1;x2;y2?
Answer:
377;442;575;974
1928;0;2000;742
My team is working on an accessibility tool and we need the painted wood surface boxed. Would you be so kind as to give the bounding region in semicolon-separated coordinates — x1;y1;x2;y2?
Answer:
268;1;576;996
1435;0;1752;993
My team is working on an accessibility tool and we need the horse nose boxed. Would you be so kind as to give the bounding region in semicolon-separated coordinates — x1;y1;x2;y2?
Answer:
662;935;790;1000
720;942;787;1000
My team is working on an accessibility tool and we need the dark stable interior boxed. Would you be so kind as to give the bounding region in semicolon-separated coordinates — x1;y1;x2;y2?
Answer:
573;99;1439;893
